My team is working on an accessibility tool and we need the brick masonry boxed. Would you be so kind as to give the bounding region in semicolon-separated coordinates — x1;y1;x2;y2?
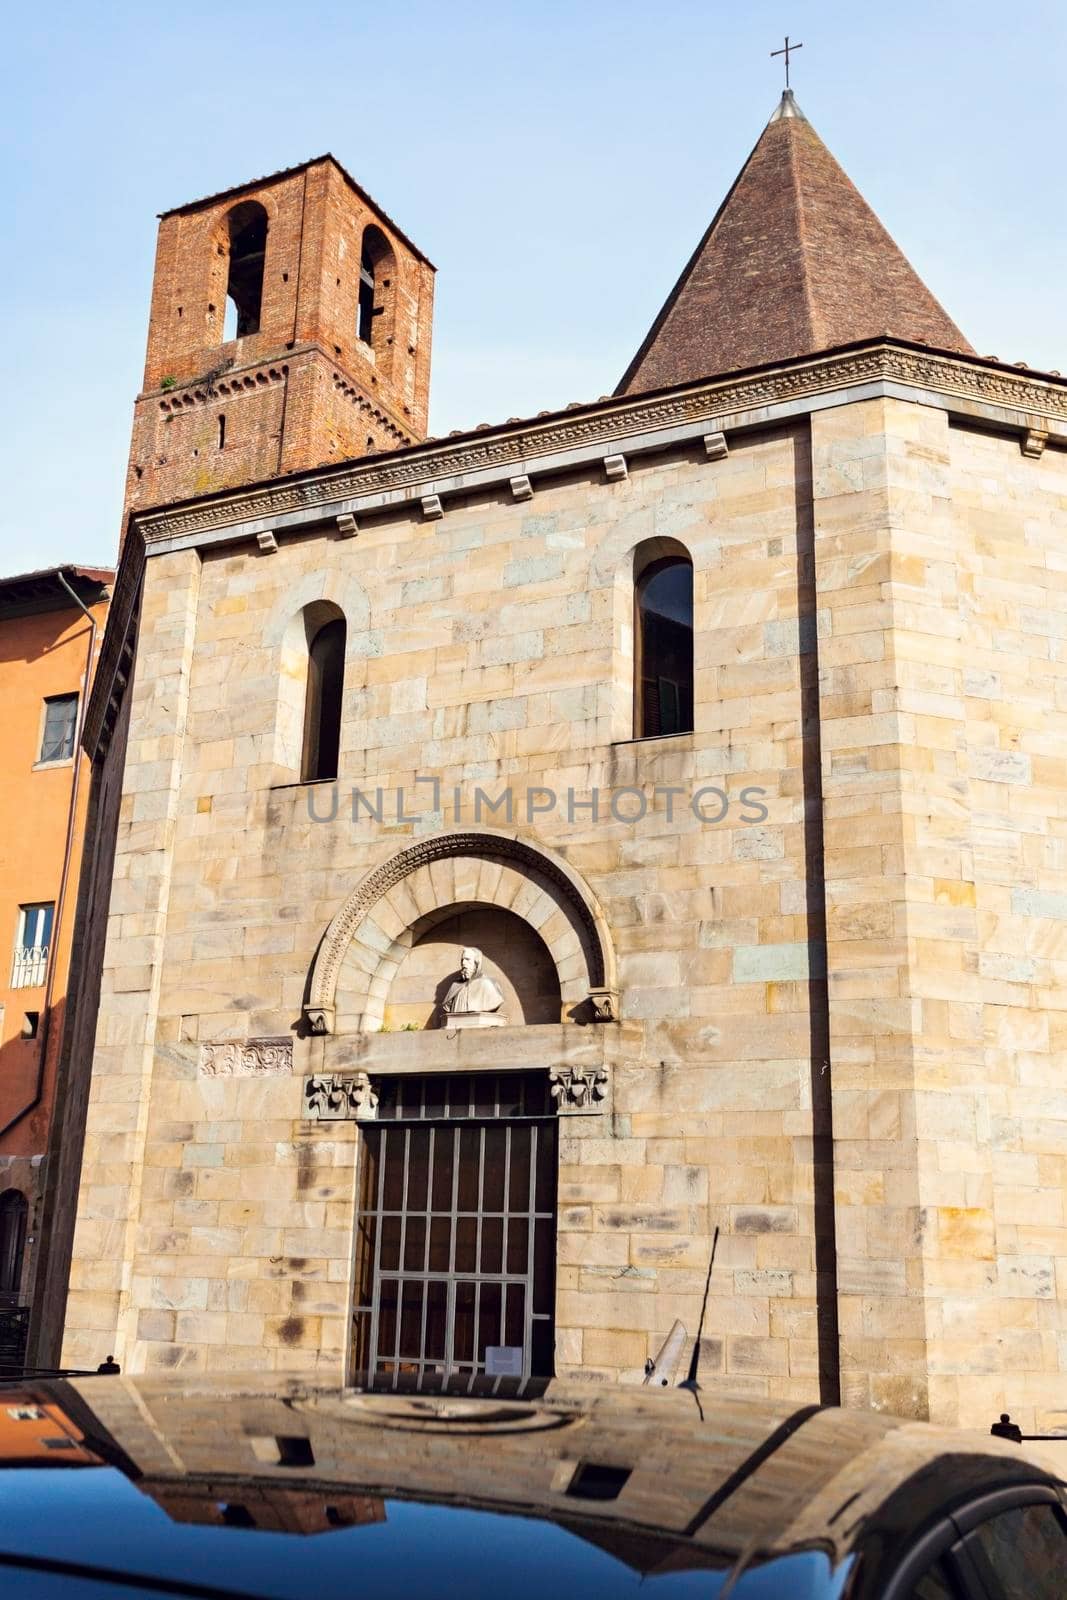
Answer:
124;157;435;522
619;93;972;396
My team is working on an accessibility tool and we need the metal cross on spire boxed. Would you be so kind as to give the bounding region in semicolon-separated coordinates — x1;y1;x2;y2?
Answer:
770;34;803;89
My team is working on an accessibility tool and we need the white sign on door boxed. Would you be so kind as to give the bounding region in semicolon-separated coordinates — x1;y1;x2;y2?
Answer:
484;1345;524;1377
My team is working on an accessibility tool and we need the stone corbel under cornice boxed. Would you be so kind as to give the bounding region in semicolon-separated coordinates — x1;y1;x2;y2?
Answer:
133;340;1067;557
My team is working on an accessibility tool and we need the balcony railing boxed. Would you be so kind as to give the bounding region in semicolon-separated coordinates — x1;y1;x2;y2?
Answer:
11;945;48;989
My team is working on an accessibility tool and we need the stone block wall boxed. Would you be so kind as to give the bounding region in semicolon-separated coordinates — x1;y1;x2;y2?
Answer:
62;393;1067;1427
813;397;1067;1429
66;423;831;1395
935;422;1067;1430
61;550;202;1371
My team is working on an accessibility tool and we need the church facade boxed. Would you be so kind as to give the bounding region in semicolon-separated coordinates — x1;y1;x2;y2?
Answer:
42;97;1067;1432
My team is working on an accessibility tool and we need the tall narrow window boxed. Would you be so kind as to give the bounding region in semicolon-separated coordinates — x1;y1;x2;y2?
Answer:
0;1190;28;1299
11;904;53;989
635;554;694;738
39;693;78;762
224;201;268;339
217;413;226;450
302;618;346;782
357;226;394;350
357;249;376;346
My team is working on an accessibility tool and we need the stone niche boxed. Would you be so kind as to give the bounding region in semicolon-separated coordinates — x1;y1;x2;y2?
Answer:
304;832;619;1035
383;906;562;1030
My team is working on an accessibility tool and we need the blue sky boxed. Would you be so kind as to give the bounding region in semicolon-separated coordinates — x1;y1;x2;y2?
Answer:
3;0;1065;572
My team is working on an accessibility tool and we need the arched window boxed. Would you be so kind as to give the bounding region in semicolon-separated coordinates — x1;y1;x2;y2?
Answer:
223;201;268;339
0;1190;28;1299
302;616;346;782
635;552;694;738
357;226;394;350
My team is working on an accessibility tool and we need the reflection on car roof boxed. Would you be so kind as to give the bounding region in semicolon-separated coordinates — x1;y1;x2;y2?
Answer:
0;1375;1057;1599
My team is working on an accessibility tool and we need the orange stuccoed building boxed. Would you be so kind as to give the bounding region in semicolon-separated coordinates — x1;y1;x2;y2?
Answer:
0;566;112;1367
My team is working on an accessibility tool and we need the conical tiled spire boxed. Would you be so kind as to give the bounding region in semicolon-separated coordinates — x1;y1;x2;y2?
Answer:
617;92;973;394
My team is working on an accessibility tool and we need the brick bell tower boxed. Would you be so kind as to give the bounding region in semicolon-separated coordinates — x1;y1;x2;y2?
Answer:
124;154;435;518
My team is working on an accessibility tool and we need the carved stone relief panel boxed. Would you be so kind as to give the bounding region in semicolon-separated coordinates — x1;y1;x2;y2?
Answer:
199;1038;293;1076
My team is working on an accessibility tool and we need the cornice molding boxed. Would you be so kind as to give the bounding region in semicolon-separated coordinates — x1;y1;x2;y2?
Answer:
87;339;1066;763
82;536;145;763
146;343;415;444
157;361;288;413
330;373;412;445
132;341;1067;547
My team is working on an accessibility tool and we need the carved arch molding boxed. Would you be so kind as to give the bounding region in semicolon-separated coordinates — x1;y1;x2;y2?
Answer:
304;832;618;1034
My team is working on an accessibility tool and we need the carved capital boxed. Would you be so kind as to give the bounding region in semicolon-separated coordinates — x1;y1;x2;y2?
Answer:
304;1072;378;1121
303;1003;334;1036
199;1037;293;1077
587;987;619;1023
549;1064;611;1115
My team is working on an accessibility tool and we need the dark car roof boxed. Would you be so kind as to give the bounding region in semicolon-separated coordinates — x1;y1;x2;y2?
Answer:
0;1376;1058;1599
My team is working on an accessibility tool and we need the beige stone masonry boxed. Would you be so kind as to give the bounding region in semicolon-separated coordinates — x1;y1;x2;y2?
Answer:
814;397;1067;1428
64;548;202;1372
64;361;1067;1425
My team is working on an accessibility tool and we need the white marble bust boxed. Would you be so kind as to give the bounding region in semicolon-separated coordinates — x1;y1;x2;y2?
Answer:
442;947;505;1025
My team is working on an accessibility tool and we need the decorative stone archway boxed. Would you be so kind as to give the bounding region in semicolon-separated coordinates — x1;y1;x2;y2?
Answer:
303;831;617;1034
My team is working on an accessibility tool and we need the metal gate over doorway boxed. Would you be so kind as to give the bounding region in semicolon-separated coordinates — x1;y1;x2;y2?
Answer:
352;1072;558;1392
